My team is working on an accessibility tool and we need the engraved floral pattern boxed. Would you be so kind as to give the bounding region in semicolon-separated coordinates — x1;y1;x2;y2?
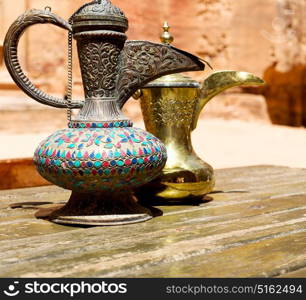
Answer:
141;97;197;128
78;41;121;98
117;41;203;107
74;0;126;18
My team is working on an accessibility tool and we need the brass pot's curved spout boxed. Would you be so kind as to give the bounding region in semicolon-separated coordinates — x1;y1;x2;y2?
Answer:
193;71;265;130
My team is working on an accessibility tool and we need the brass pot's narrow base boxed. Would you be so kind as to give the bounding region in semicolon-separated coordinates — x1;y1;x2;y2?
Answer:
135;164;216;205
35;191;161;226
136;179;215;205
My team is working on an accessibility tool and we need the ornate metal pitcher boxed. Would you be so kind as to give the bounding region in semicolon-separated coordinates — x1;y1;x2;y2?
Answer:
134;23;265;203
4;1;205;225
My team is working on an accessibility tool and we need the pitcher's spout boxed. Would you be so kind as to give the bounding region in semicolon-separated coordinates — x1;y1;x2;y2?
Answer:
193;71;265;130
118;41;205;108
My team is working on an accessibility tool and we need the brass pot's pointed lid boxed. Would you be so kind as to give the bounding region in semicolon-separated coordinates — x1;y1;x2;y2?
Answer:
71;0;128;32
144;22;200;88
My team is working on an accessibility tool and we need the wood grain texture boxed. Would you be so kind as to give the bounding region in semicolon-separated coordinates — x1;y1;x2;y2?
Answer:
0;165;306;278
278;267;306;278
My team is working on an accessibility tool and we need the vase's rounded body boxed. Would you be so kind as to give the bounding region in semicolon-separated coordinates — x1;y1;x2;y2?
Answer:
34;125;167;193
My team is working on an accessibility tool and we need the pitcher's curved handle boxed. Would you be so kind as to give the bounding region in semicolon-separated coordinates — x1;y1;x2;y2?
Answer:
4;8;83;109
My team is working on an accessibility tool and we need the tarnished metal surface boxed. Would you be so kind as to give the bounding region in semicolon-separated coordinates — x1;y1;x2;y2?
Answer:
52;214;153;226
34;191;162;226
0;166;306;277
3;1;205;225
3;8;83;109
117;41;204;108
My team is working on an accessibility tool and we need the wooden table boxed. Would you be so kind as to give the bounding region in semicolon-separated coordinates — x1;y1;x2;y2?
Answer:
0;165;306;278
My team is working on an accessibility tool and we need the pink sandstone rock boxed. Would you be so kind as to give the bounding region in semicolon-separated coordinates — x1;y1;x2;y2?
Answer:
0;0;305;127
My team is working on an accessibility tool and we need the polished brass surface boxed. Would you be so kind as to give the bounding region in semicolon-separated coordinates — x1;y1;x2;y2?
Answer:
194;70;265;130
137;86;215;201
143;73;200;88
136;23;265;202
137;71;264;202
160;21;173;45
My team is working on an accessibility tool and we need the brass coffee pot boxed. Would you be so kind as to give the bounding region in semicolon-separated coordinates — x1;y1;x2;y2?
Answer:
134;23;265;202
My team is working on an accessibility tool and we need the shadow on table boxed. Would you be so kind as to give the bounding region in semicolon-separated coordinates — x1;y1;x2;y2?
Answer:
139;189;250;207
8;190;250;227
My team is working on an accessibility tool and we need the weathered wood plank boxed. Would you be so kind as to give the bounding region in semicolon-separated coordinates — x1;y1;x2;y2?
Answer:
0;188;305;241
278;267;306;278
119;231;306;278
0;165;305;278
0;199;305;277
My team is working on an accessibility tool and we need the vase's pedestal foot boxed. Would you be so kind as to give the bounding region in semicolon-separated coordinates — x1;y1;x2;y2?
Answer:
35;191;162;226
51;214;153;226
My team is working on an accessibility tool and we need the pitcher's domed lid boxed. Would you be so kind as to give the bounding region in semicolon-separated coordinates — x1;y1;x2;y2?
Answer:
144;22;200;89
71;0;128;33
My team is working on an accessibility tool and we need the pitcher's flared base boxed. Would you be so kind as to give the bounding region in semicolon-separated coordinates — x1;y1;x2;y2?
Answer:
51;214;152;226
35;191;161;226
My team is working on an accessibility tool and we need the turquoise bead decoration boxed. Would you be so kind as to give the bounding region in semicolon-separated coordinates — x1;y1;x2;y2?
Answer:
3;0;206;226
34;127;167;193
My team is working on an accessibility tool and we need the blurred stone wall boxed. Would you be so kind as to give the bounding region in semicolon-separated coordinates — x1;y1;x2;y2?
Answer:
0;0;305;126
262;0;306;126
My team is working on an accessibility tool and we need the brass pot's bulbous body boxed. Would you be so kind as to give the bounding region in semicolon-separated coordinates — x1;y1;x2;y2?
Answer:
136;71;265;203
137;83;215;201
134;23;265;203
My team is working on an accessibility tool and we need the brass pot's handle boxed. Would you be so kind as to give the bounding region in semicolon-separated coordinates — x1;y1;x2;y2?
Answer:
4;8;82;109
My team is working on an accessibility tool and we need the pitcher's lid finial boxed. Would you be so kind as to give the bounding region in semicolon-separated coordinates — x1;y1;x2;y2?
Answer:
161;21;174;45
72;0;128;32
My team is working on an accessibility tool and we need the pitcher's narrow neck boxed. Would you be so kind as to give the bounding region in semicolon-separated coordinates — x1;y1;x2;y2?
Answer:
75;31;126;100
72;97;130;125
71;31;129;126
